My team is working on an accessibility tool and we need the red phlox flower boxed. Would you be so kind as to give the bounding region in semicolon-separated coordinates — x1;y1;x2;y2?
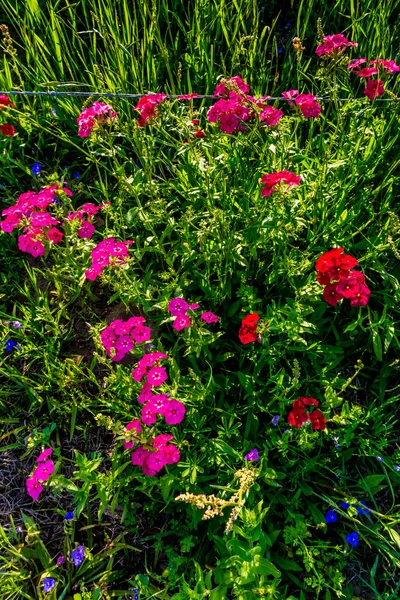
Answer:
348;58;366;70
315;247;344;273
371;59;400;72
194;129;206;138
239;326;258;344
298;397;319;407
260;170;301;197
135;94;167;126
309;410;327;430
295;94;322;118
364;79;384;100
0;123;15;136
287;407;309;428
323;283;344;306
260;105;284;125
349;283;371;307
242;314;260;328
356;67;378;78
123;419;142;449
0;95;16;109
162;444;181;464
46;227;64;244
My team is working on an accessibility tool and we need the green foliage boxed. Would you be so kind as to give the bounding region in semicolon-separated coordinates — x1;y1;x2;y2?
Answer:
0;0;400;599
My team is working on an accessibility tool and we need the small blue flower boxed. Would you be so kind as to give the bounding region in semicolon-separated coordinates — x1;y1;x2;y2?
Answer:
356;501;369;515
133;589;140;600
394;465;400;472
5;339;17;352
0;183;6;188
16;526;22;533
325;509;338;523
51;108;57;116
278;47;283;54
244;448;259;462
31;162;42;175
43;578;56;593
71;545;84;566
12;321;22;328
135;162;142;168
73;172;81;179
376;455;384;462
341;501;350;509
346;531;359;547
64;511;74;521
284;22;291;28
271;415;281;426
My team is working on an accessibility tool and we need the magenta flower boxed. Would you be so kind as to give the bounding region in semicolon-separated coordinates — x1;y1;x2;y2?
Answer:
163;399;186;425
315;34;357;57
201;311;219;324
244;448;259;462
364;79;384;101
33;459;54;482
141;403;158;425
356;67;378;78
147;366;168;386
46;227;64;244
162;444;181;464
26;477;44;500
138;382;154;404
77;222;96;239
37;448;53;463
189;303;200;310
138;351;167;369
132;365;147;382
168;297;189;315
173;314;191;331
131;325;151;343
152;434;174;448
131;446;150;466
348;58;366;69
149;394;168;414
115;335;134;353
144;449;168;473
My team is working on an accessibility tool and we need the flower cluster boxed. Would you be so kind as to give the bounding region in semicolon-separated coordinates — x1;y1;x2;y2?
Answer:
100;316;151;361
315;34;357;57
85;237;133;280
281;90;322;118
135;94;167;127
1;185;72;257
315;248;370;307
77;101;118;138
66;202;108;239
238;313;260;344
0;95;16;137
208;76;284;134
349;58;399;100
287;397;327;430
26;448;54;500
167;297;218;332
260;170;302;197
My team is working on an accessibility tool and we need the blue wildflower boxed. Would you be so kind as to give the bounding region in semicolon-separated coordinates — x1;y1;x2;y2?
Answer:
341;501;350;509
31;162;42;175
16;526;22;533
133;589;140;600
244;448;259;462
73;172;81;179
0;183;6;188
64;511;74;521
346;532;359;547
278;48;283;54
376;455;384;462
271;415;281;426
395;465;400;472
356;501;369;515
71;545;84;566
135;162;142;168
284;22;291;28
43;578;56;593
325;509;338;523
51;108;57;116
5;340;17;352
12;321;22;328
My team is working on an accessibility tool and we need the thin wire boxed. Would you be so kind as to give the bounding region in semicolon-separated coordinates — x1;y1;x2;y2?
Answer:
0;90;397;102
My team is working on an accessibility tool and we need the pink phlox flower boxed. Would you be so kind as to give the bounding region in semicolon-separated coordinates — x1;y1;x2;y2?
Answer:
148;394;169;414
141;402;158;425
316;34;357;57
1;213;22;232
356;67;378;78
348;58;367;69
131;325;151;344
133;365;147;382
260;105;284;125
168;297;189;316
213;76;250;97
101;326;116;347
178;93;199;100
115;335;134;353
143;448;168;473
138;382;154;404
371;59;400;72
78;221;96;239
26;477;44;500
85;266;102;280
152;434;174;449
147;366;168;386
364;79;384;100
33;459;54;482
295;94;322;118
135;94;167;126
131;446;150;466
30;212;59;227
173;314;191;332
219;112;240;134
77;102;118;137
163;399;186;425
37;448;53;463
282;89;299;102
138;351;167;369
201;311;219;324
189;303;200;310
349;284;371;306
114;320;133;336
162;444;181;465
18;233;45;257
79;203;102;215
46;227;64;244
110;348;127;362
123;419;142;450
141;463;157;476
